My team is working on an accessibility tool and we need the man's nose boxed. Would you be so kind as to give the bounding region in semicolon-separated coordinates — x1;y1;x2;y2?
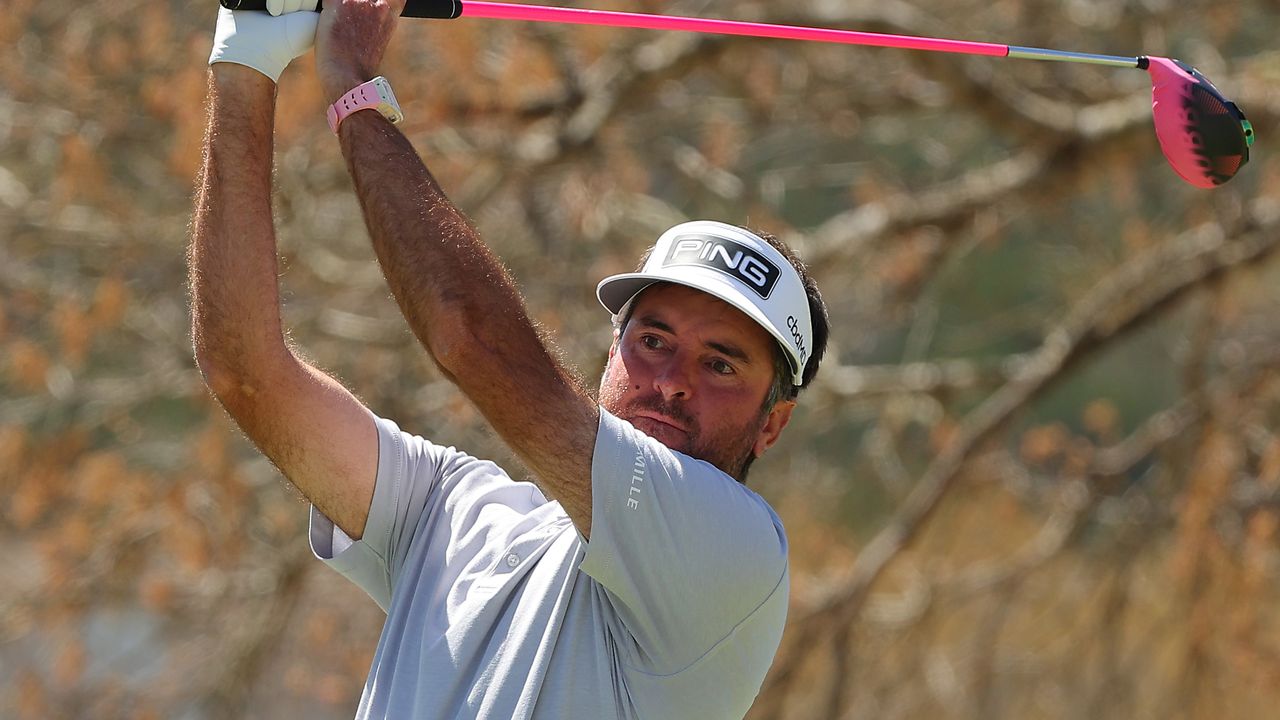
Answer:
653;360;693;401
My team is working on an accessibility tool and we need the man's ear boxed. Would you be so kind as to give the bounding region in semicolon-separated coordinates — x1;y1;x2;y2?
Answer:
753;399;795;458
608;328;620;360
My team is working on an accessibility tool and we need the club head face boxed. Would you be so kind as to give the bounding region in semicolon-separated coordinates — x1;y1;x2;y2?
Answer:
1145;56;1253;188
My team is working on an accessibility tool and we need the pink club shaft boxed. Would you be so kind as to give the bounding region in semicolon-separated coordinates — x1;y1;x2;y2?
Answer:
460;1;1010;58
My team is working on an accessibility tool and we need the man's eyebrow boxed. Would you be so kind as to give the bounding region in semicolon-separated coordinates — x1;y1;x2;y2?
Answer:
637;315;754;364
707;341;751;363
636;316;676;334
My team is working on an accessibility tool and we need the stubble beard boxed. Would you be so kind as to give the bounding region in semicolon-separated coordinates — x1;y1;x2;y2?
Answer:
599;367;764;480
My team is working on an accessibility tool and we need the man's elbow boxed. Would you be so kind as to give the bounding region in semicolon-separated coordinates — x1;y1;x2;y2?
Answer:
427;318;510;385
196;354;252;405
193;339;288;414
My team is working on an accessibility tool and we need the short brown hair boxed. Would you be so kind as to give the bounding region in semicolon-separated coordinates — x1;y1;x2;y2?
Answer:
749;227;829;406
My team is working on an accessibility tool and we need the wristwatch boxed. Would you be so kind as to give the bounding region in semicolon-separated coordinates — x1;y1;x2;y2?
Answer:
327;76;404;134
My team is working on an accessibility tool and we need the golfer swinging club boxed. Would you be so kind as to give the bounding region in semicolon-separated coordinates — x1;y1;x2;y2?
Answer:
190;1;828;717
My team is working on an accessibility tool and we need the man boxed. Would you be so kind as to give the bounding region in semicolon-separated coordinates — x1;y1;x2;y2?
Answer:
189;1;829;717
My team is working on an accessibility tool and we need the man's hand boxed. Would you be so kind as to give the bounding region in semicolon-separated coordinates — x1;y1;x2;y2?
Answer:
315;0;407;102
209;4;320;83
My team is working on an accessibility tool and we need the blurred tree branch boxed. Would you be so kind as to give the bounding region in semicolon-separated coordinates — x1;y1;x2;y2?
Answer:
762;196;1280;703
6;2;1277;718
199;547;313;720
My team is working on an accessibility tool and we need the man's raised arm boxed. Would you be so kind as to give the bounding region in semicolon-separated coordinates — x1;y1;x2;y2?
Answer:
189;12;378;540
314;0;600;536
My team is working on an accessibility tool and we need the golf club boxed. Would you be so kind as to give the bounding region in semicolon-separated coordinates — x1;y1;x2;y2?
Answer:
220;0;1255;188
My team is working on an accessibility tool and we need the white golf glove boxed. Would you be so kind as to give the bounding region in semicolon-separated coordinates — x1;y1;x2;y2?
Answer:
208;2;320;83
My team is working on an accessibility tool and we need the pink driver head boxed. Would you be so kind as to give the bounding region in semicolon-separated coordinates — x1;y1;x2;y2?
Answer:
1146;56;1253;188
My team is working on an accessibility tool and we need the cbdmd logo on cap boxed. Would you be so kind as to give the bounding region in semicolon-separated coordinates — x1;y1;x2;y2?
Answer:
662;234;781;299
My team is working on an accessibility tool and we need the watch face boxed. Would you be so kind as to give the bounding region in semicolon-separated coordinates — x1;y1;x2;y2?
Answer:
372;77;393;103
372;77;404;125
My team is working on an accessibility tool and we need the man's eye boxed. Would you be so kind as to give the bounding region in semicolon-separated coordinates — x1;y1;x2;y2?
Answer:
710;359;735;375
641;335;665;349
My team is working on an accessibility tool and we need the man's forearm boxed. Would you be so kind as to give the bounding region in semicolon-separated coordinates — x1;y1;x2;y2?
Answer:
189;65;290;379
335;109;597;532
313;0;579;404
335;111;560;386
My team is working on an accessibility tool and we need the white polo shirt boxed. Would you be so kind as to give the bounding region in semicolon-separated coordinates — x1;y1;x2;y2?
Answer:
310;408;789;719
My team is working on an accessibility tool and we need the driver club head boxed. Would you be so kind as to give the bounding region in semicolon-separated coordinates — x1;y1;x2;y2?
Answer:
1145;56;1254;188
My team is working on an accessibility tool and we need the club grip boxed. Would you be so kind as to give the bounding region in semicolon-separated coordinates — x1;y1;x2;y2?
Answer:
218;0;463;19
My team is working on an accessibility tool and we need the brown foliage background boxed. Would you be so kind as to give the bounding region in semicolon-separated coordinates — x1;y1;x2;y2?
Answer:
2;1;1278;718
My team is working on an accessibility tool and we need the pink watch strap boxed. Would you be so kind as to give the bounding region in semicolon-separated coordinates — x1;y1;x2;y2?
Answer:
326;76;403;134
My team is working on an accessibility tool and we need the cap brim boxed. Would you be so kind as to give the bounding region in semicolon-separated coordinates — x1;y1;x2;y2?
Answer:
597;274;662;316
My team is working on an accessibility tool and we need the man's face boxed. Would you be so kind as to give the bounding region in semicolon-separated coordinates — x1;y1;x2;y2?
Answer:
598;283;795;478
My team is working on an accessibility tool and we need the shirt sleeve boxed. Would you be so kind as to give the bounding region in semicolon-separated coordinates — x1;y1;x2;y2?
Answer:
579;408;789;671
308;416;546;612
308;416;441;611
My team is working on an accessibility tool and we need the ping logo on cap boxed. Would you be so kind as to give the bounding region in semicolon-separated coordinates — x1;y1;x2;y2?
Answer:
662;234;781;299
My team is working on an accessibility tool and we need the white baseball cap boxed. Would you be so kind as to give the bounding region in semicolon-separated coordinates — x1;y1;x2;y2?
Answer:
596;221;813;386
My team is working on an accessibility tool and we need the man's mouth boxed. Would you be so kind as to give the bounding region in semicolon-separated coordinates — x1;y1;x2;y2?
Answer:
633;412;689;434
629;411;695;447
